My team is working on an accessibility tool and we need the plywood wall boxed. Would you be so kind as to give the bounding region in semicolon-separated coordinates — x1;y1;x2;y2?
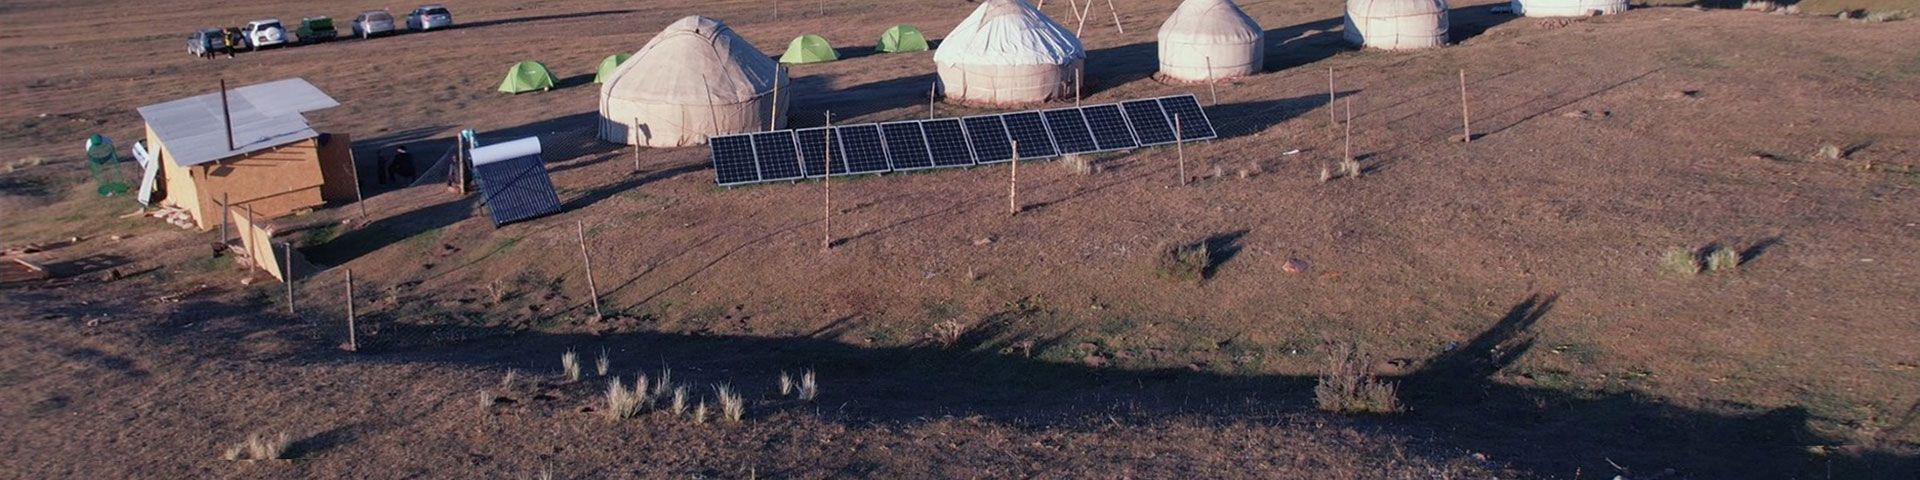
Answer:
316;133;360;203
191;137;328;230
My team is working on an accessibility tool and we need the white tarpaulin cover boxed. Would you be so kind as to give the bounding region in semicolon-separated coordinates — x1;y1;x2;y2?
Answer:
1158;0;1265;82
1343;0;1449;50
934;0;1085;106
1509;0;1627;17
599;16;789;147
135;78;339;167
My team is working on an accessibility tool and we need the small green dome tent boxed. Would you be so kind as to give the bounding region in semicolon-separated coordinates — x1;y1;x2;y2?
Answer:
594;53;633;84
498;61;556;94
779;35;838;64
877;25;929;53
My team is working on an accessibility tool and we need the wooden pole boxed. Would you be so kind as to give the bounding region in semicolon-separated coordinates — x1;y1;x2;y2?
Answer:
1107;0;1124;33
1459;69;1473;143
633;118;642;171
1075;68;1083;106
1067;0;1080;24
348;149;367;219
770;68;783;132
245;205;256;265
1328;67;1337;127
1076;0;1093;37
456;136;467;194
928;83;936;120
1343;98;1353;162
345;268;357;352
576;221;602;319
1175;114;1186;186
823;112;834;251
1009;140;1019;215
219;193;230;249
283;242;296;314
1206;57;1218;105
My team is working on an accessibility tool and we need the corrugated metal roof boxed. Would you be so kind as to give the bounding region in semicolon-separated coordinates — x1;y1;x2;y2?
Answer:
135;78;339;167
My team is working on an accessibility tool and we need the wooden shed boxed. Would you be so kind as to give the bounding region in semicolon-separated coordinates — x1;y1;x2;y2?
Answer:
136;78;358;231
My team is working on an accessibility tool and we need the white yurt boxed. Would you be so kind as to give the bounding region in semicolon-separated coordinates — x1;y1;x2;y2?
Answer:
598;16;790;147
934;0;1085;106
1343;0;1449;51
1509;0;1627;17
1158;0;1265;82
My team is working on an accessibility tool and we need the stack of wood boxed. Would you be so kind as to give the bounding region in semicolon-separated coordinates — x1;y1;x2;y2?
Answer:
147;207;199;229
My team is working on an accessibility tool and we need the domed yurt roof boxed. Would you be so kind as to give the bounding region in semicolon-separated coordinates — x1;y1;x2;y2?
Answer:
602;16;783;106
933;0;1083;67
1343;0;1449;51
1158;0;1264;82
1509;0;1627;17
598;16;790;146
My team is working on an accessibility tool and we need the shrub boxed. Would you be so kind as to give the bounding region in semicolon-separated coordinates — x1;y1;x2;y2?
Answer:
931;320;967;348
1707;247;1741;272
1660;247;1701;275
222;432;294;461
1155;243;1210;284
1314;344;1403;415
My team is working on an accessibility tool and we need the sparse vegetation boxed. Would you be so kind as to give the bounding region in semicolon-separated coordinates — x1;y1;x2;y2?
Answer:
716;384;744;422
221;432;294;461
595;349;610;377
778;372;794;397
1314;344;1403;415
501;369;518;390
1338;158;1363;179
670;386;688;415
603;377;647;421
1707;247;1742;272
1864;9;1910;22
1661;247;1702;275
1155;243;1211;284
931;320;967;348
1817;143;1844;160
692;401;710;424
1062;154;1093;175
798;370;818;402
561;350;581;382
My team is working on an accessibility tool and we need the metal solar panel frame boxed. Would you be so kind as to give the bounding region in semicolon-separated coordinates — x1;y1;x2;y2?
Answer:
794;127;849;179
1000;111;1058;160
750;130;805;182
1041;107;1100;155
880;120;937;172
709;133;762;187
920;118;977;168
1155;94;1218;142
833;124;892;174
1079;103;1140;151
1121;99;1178;147
473;153;563;227
961;114;1015;164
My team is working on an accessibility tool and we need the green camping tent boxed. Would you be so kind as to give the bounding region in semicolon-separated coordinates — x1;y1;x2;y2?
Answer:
877;25;929;53
779;35;837;64
498;61;556;94
593;53;632;84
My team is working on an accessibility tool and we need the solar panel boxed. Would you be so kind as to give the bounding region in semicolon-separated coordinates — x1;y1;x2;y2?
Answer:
1122;99;1177;146
834;124;891;174
1042;108;1098;154
1156;95;1218;141
471;138;563;227
751;131;803;182
1081;104;1139;151
795;127;848;178
962;115;1014;164
881;121;934;170
709;134;760;186
1000;111;1057;159
921;118;975;168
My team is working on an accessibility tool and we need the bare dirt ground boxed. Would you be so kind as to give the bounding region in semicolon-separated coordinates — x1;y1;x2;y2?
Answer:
3;0;1918;478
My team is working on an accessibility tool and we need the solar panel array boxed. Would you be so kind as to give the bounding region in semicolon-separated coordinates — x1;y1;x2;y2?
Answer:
709;94;1217;186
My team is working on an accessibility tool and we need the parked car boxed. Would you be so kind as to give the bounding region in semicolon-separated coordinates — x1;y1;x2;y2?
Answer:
187;28;227;58
351;10;397;39
294;16;337;44
242;19;287;49
406;5;454;31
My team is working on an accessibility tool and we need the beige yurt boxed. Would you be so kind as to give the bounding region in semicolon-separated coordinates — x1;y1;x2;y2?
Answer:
599;16;790;147
1158;0;1265;82
1509;0;1627;17
934;0;1085;106
1343;0;1449;51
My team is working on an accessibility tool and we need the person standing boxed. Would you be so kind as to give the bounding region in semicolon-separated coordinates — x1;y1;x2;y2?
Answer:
222;28;238;58
388;146;416;185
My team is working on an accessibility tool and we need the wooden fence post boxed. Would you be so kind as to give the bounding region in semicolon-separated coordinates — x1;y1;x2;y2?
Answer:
1175;114;1186;186
1009;141;1020;215
348;149;367;219
345;268;358;352
823;112;834;251
283;242;296;315
1459;69;1473;143
576;221;602;319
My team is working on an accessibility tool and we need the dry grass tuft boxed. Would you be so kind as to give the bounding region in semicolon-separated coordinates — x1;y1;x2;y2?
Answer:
931;320;967;348
603;377;647;421
1314;344;1403;415
222;432;294;461
778;372;794;397
670;386;688;415
595;349;610;377
798;370;818;402
500;369;518;390
1338;158;1363;179
1660;247;1701;275
653;367;673;398
561;350;581;383
716;384;745;423
693;401;710;424
1155;243;1210;284
1318;165;1333;183
1707;247;1741;272
1817;143;1844;160
1865;10;1910;22
1062;154;1094;175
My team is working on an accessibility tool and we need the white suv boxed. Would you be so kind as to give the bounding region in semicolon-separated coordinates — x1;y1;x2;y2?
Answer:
243;19;287;49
